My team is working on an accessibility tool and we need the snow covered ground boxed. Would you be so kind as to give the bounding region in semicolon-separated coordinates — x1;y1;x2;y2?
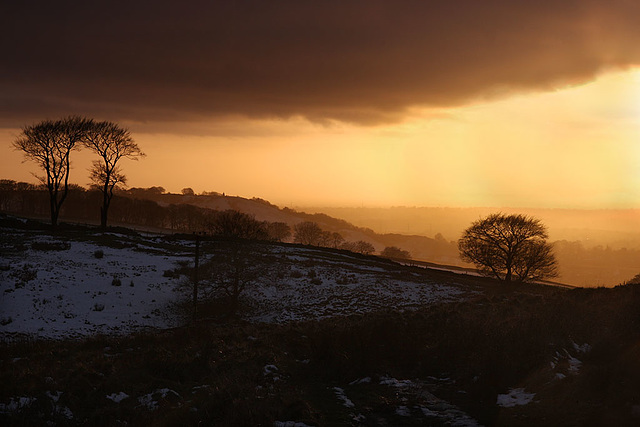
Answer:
0;226;192;340
496;388;536;408
1;222;470;341
241;245;468;323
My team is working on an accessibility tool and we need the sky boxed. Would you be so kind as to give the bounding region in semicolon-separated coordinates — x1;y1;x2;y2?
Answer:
1;1;639;208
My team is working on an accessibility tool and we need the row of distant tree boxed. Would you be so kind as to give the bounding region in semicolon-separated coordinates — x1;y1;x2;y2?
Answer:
0;180;286;239
4;179;638;285
0;180;410;258
290;220;413;257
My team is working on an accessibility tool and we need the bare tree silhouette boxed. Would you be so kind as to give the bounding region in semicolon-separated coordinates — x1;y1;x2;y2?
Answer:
458;213;558;282
207;210;268;240
353;240;375;255
13;116;92;228
513;238;558;282
293;221;324;246
266;221;291;242
328;231;345;249
84;121;144;228
381;246;411;259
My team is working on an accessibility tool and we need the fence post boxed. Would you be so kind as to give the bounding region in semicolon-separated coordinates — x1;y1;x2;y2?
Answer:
193;233;200;323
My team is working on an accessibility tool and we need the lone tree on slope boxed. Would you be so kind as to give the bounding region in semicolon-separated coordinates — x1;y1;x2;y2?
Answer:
458;213;558;283
13;116;92;228
84;120;144;229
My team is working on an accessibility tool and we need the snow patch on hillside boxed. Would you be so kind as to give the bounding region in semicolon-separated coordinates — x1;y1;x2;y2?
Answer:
497;388;536;408
1;228;188;340
1;225;469;340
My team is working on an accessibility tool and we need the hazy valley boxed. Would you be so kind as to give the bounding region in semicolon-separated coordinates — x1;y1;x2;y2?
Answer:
3;182;637;287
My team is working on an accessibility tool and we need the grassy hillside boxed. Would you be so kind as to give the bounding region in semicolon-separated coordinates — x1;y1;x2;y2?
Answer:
2;217;640;425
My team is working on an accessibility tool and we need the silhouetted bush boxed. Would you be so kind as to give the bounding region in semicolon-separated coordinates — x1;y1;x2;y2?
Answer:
381;246;411;259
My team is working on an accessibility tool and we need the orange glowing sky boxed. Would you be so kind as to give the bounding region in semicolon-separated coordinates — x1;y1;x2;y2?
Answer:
1;2;639;209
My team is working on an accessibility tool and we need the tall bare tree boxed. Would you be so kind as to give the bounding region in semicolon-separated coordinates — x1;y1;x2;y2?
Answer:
84;121;144;228
458;213;558;283
13;116;92;228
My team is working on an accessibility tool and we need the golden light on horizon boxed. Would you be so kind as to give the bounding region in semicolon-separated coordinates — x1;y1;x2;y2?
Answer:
1;69;639;209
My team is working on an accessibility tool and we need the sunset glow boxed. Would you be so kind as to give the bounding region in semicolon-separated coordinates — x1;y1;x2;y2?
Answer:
1;2;639;210
4;69;639;208
4;4;640;424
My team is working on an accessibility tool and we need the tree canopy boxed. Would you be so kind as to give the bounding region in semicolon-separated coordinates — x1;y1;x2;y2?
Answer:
381;246;411;259
293;221;324;246
13;116;92;228
84;120;144;228
458;213;558;282
14;116;143;229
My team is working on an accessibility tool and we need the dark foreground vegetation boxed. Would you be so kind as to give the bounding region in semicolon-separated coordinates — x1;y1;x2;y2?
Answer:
2;279;640;426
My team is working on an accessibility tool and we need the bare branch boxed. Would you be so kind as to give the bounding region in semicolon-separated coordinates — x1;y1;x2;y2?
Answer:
458;213;557;283
83;120;143;228
12;116;91;228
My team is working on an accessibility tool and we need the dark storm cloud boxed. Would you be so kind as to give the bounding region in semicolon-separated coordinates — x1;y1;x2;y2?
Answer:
1;0;639;128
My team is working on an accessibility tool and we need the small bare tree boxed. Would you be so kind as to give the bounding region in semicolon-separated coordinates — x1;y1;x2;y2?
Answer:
13;116;92;228
381;246;411;259
198;242;262;315
353;240;375;255
328;231;345;249
84;121;144;228
293;221;324;245
266;221;292;242
207;210;268;239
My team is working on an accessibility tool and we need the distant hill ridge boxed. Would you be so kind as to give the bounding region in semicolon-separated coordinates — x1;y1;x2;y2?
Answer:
2;181;638;287
123;191;461;266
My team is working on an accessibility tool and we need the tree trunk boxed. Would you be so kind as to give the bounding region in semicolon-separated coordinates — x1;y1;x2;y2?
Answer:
49;191;58;229
50;205;58;228
504;252;513;282
100;181;110;229
193;235;199;323
100;195;110;229
100;206;108;229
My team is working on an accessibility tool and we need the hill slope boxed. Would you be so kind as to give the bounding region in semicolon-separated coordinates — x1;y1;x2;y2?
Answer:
0;215;470;340
3;217;640;426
